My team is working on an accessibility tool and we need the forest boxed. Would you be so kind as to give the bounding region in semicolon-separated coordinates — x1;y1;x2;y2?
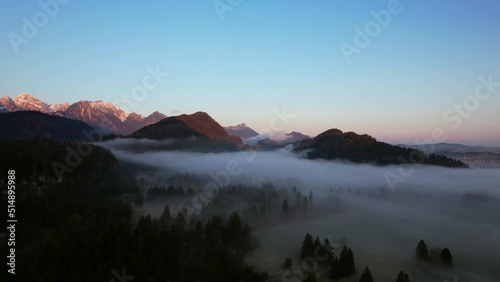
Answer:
0;138;267;282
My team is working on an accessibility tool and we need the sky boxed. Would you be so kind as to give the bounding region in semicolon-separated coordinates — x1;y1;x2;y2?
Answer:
1;0;500;146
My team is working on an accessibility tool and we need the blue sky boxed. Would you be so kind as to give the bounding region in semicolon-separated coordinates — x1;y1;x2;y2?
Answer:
1;0;500;146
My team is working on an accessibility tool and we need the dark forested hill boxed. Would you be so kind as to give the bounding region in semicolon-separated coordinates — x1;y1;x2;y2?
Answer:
0;111;95;141
294;129;468;167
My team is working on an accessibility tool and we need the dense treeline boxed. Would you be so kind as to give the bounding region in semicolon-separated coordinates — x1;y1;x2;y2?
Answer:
0;138;136;194
0;138;267;282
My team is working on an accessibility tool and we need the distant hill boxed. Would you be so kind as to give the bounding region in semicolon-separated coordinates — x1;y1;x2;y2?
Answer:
255;131;311;150
400;143;500;168
294;129;468;167
284;131;310;143
0;111;96;141
399;143;500;153
225;123;259;139
129;111;244;152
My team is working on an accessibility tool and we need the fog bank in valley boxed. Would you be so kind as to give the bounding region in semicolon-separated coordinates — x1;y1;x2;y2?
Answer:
100;138;500;282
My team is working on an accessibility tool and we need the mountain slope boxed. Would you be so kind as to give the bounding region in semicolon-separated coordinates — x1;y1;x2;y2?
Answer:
50;102;70;112
1;96;20;112
141;111;167;128
0;111;96;141
63;100;128;133
254;131;311;150
0;93;167;135
294;129;467;167
130;111;243;151
225;123;259;139
12;93;54;113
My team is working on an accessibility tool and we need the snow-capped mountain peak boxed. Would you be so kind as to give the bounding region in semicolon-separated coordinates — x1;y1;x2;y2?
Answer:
0;93;167;135
12;93;53;113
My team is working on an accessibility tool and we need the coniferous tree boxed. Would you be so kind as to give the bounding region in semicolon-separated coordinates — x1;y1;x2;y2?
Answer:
283;257;292;269
308;191;313;206
314;236;322;252
338;246;355;276
440;248;453;265
330;256;341;280
331;246;355;279
416;239;430;261
301;233;315;259
396;271;410;282
160;204;171;227
347;248;356;275
359;267;373;282
323;238;332;253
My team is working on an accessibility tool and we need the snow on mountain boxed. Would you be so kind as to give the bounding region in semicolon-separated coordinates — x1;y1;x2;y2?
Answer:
50;102;70;112
0;93;168;135
12;93;54;113
225;123;259;139
0;96;20;112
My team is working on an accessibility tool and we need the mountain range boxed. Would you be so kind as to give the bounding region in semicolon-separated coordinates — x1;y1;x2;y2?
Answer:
0;93;468;167
0;93;167;134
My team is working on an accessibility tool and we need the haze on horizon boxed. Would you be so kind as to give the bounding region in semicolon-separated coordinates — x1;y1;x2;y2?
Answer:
2;0;500;146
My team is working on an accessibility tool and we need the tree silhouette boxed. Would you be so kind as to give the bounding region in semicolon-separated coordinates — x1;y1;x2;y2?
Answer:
396;271;410;282
416;239;429;261
160;204;171;227
359;267;373;282
440;248;453;265
330;256;341;280
283;257;292;269
330;246;355;280
301;233;315;259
